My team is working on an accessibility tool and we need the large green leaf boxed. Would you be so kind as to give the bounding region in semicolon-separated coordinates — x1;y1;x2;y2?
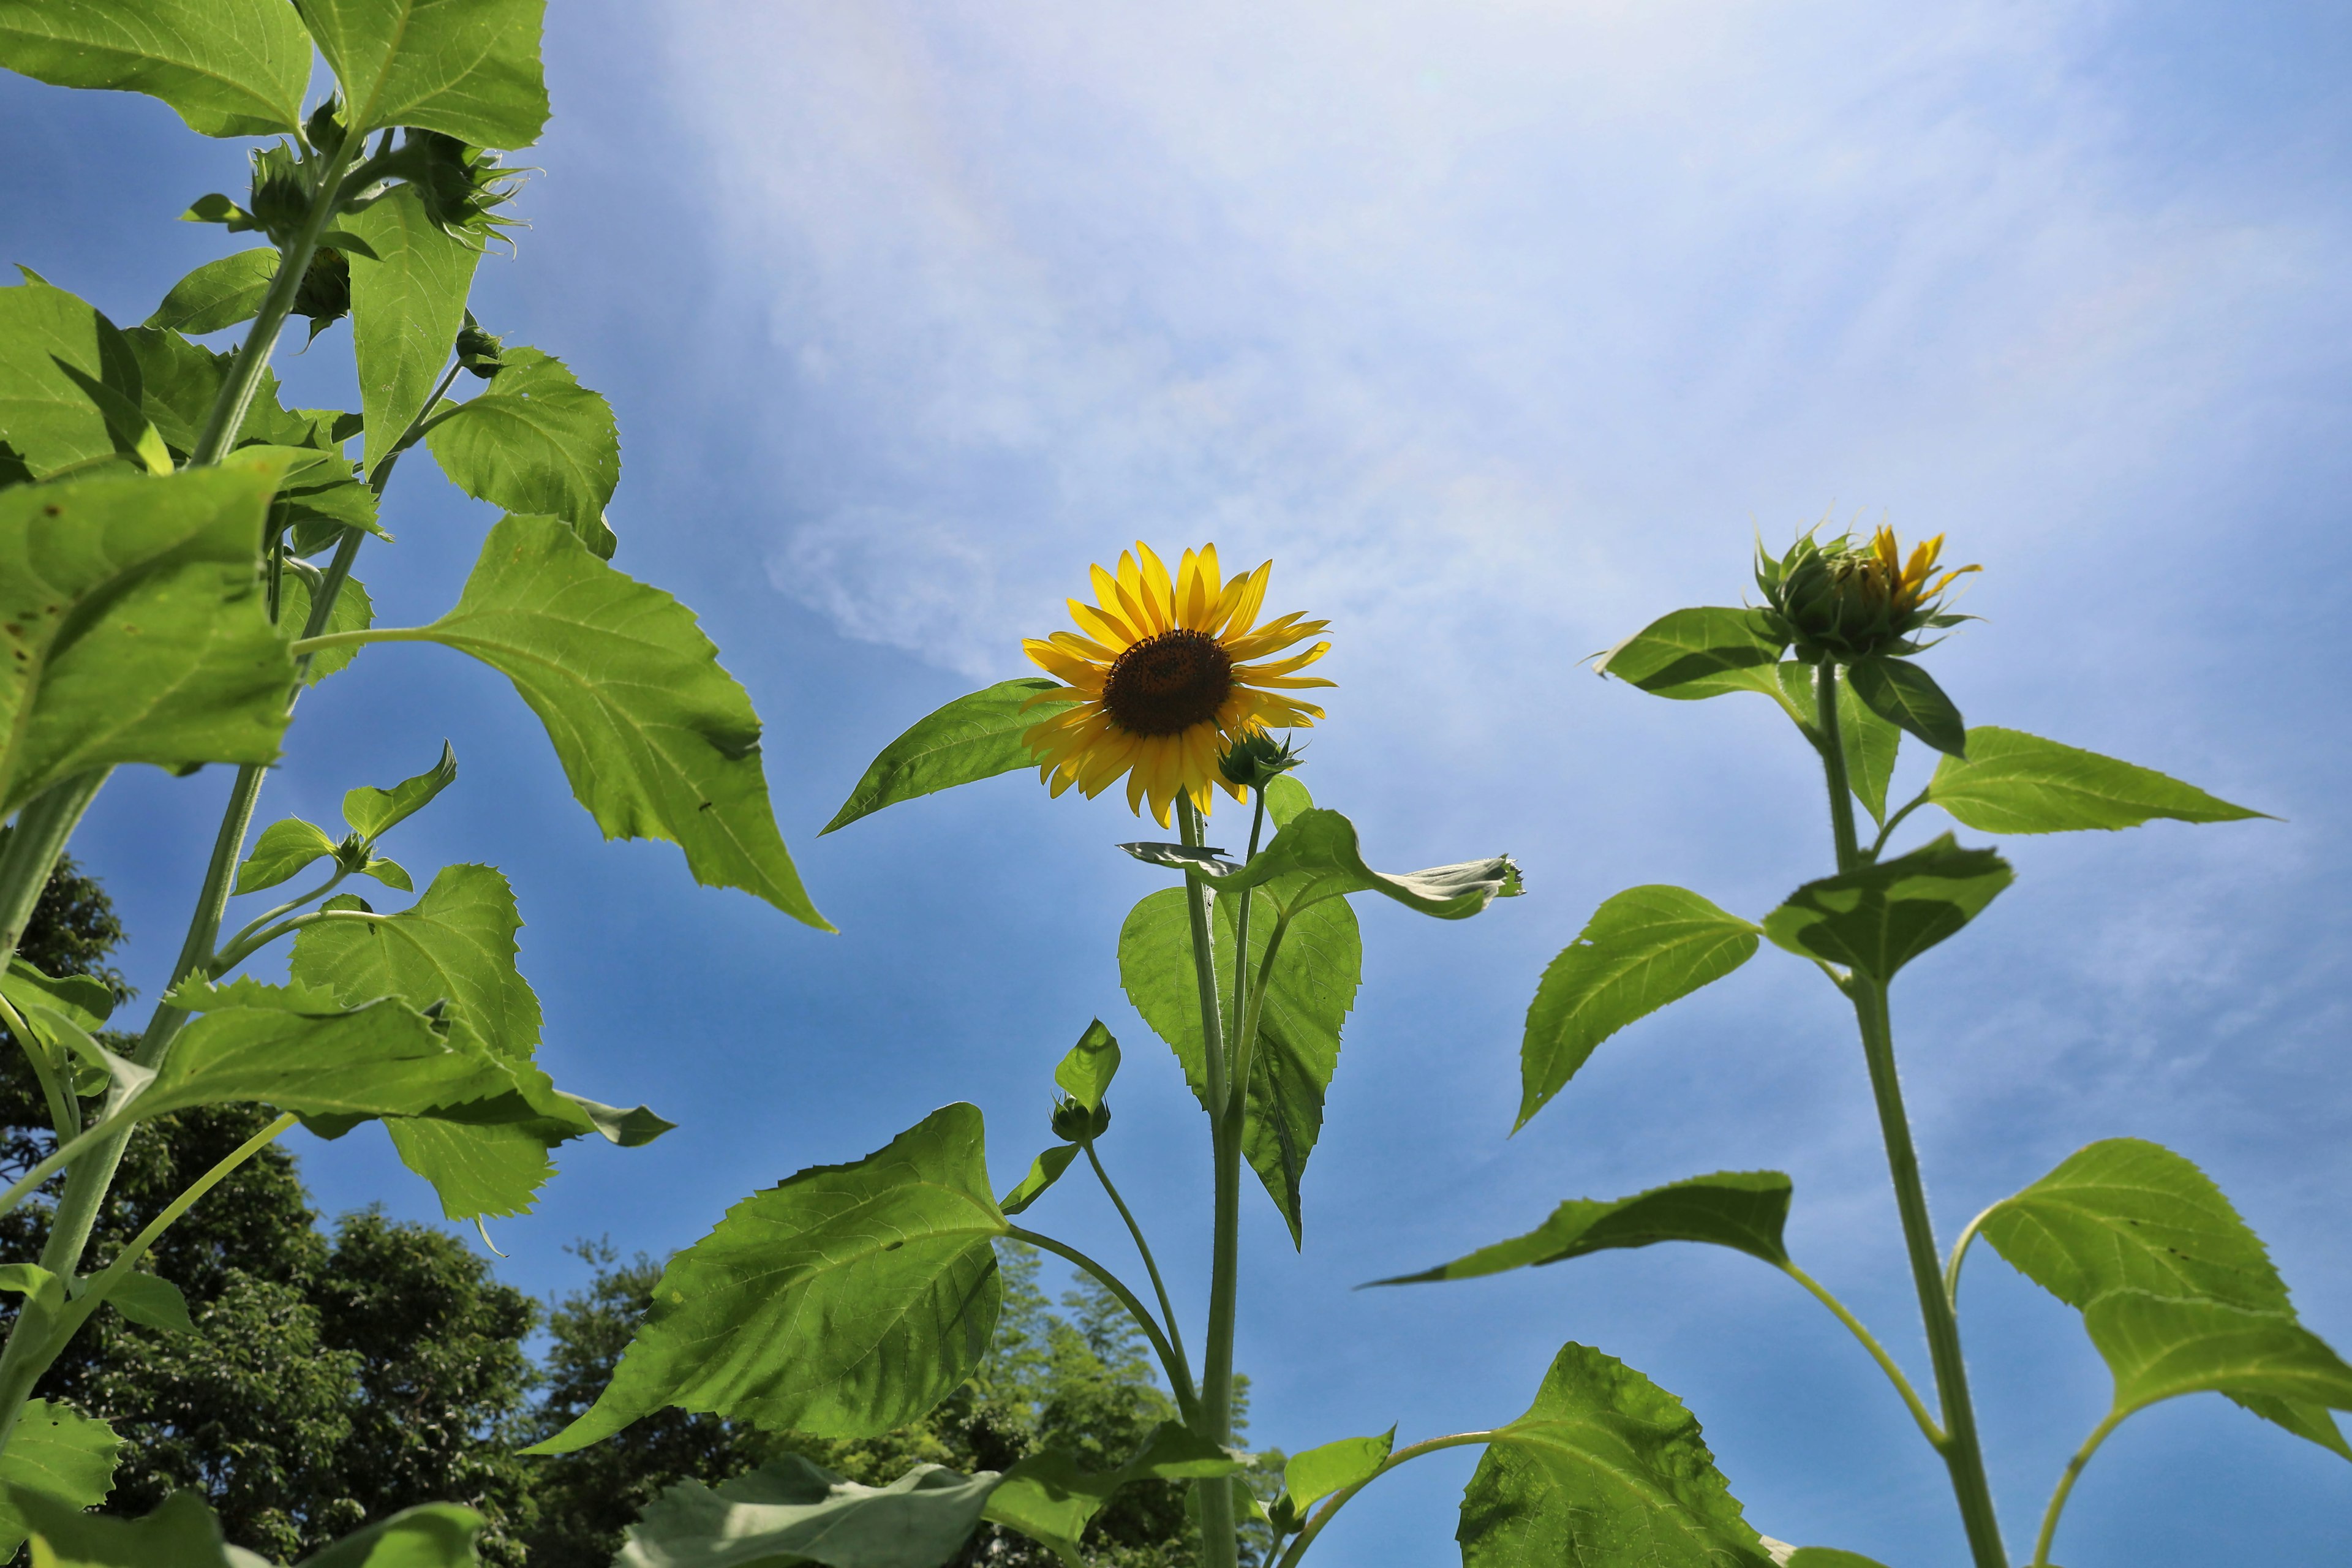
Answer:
1134;807;1517;921
527;1104;1007;1452
424;346;618;556
1458;1343;1773;1568
1116;885;1360;1242
4;1488;241;1568
0;1400;122;1559
1376;1172;1793;1284
296;1504;483;1568
1845;656;1964;757
1760;834;2010;982
345;183;483;477
1926;727;2264;835
1979;1137;2350;1458
619;1455;1000;1568
0;0;310;137
295;0;549;146
823;679;1077;834
1594;607;1789;703
1518;886;1759;1129
0;275;146;478
0;464;297;820
983;1423;1240;1564
146;249;280;335
1836;673;1900;825
413;513;825;925
2084;1291;2352;1424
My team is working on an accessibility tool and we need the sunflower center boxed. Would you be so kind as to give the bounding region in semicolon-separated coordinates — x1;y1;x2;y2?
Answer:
1102;628;1234;737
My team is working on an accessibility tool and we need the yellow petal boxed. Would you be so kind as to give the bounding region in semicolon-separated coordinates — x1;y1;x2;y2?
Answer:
1070;598;1140;651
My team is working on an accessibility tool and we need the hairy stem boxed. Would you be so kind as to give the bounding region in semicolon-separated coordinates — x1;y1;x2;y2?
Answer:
1778;1260;1942;1446
1274;1431;1498;1568
1084;1141;1192;1389
1005;1226;1197;1424
2032;1408;2125;1567
1177;796;1240;1568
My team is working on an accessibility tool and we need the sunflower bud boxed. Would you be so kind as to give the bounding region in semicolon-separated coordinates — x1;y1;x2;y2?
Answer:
1218;730;1304;794
1756;525;1977;663
292;247;351;335
454;313;506;378
245;143;312;246
1050;1096;1110;1144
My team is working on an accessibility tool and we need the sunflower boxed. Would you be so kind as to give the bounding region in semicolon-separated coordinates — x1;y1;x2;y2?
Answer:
1849;526;1978;617
1757;522;1979;662
1022;543;1333;826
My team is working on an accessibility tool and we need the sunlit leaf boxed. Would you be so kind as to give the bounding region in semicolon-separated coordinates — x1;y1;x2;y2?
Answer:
1376;1172;1793;1285
998;1144;1079;1218
146;249;279;335
296;0;549;146
1280;1429;1393;1515
1;958;115;1031
278;570;374;685
0;1400;123;1559
1164;807;1519;921
1845;657;1964;757
1458;1343;1773;1568
1926;727;2265;835
1518;886;1759;1128
2086;1290;2352;1427
233;817;341;895
619;1455;1000;1568
1052;1019;1120;1112
92;1271;195;1335
342;740;458;842
984;1423;1240;1564
1594;607;1789;703
0;275;145;478
526;1103;1006;1452
0;0;310;137
345;183;483;477
823;679;1077;834
295;1504;483;1568
1836;674;1900;824
424;346;618;556
1760;834;2009;982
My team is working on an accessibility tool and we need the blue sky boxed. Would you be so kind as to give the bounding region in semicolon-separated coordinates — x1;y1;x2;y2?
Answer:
6;1;2350;1562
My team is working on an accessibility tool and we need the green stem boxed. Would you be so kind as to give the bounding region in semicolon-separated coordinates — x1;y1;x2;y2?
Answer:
0;772;110;959
1273;1431;1498;1568
214;868;350;960
1005;1226;1197;1423
286;625;434;658
1082;1141;1192;1389
1943;1202;1996;1308
1177;795;1240;1568
1869;787;1932;860
1778;1260;1942;1446
0;992;75;1144
2031;1408;2125;1567
1815;662;2007;1568
207;906;368;977
1226;786;1270;1050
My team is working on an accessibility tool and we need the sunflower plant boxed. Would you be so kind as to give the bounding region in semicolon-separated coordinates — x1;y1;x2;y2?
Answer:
0;2;827;1561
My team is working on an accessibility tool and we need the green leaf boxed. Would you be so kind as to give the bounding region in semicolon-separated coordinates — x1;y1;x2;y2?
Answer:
998;1144;1079;1217
0;275;146;478
0;1401;124;1560
1845;657;1965;757
278;570;375;685
342;740;458;842
619;1455;998;1568
2086;1290;2352;1424
1926;727;2266;835
233;817;341;895
526;1103;1007;1453
345;183;484;478
1052;1019;1120;1112
415;514;826;926
1518;886;1760;1129
296;1504;483;1568
1459;1343;1773;1568
1594;608;1789;703
381;1117;552;1222
1376;1172;1793;1286
984;1424;1240;1564
1165;807;1519;921
146;249;280;335
1761;834;2010;982
2;957;115;1031
1281;1429;1393;1514
148;976;513;1123
823;679;1077;834
424;346;619;554
297;0;549;146
8;1490;251;1568
0;1264;63;1314
0;0;311;137
0;464;298;821
1777;1550;1890;1568
1262;774;1314;827
1979;1137;2350;1458
1836;674;1900;825
95;1271;194;1335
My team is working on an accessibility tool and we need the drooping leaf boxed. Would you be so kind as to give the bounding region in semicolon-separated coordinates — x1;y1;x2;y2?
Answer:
2085;1290;2352;1427
1926;727;2265;835
0;0;310;137
1845;657;1965;757
0;1400;124;1559
342;740;458;842
1052;1019;1120;1112
424;346;619;554
998;1145;1079;1218
233;817;341;895
619;1455;1000;1568
295;1504;483;1568
1836;674;1900;825
92;1271;195;1335
0;464;297;820
984;1423;1240;1564
1458;1343;1773;1568
146;249;281;335
0;275;146;478
1166;807;1520;921
1;958;115;1031
1594;608;1789;704
1761;834;2010;982
1280;1429;1394;1515
415;513;826;925
296;0;550;147
823;679;1079;834
278;569;374;685
1518;886;1759;1129
1376;1172;1793;1286
527;1103;1007;1452
344;183;483;478
1979;1137;2350;1458
381;1117;553;1222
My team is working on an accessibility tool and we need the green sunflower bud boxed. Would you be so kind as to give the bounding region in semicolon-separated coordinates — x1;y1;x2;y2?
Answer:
1756;524;1977;663
1050;1095;1111;1144
454;312;506;378
1218;730;1305;794
292;247;351;337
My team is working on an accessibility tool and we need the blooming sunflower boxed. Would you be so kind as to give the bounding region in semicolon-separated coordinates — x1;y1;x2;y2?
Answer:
1022;543;1332;826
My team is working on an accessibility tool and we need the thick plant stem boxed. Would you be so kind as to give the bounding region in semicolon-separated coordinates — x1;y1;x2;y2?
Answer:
1177;797;1242;1568
1815;662;2007;1568
0;772;110;962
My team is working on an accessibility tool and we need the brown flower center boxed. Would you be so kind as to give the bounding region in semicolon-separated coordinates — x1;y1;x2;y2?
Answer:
1102;628;1233;737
